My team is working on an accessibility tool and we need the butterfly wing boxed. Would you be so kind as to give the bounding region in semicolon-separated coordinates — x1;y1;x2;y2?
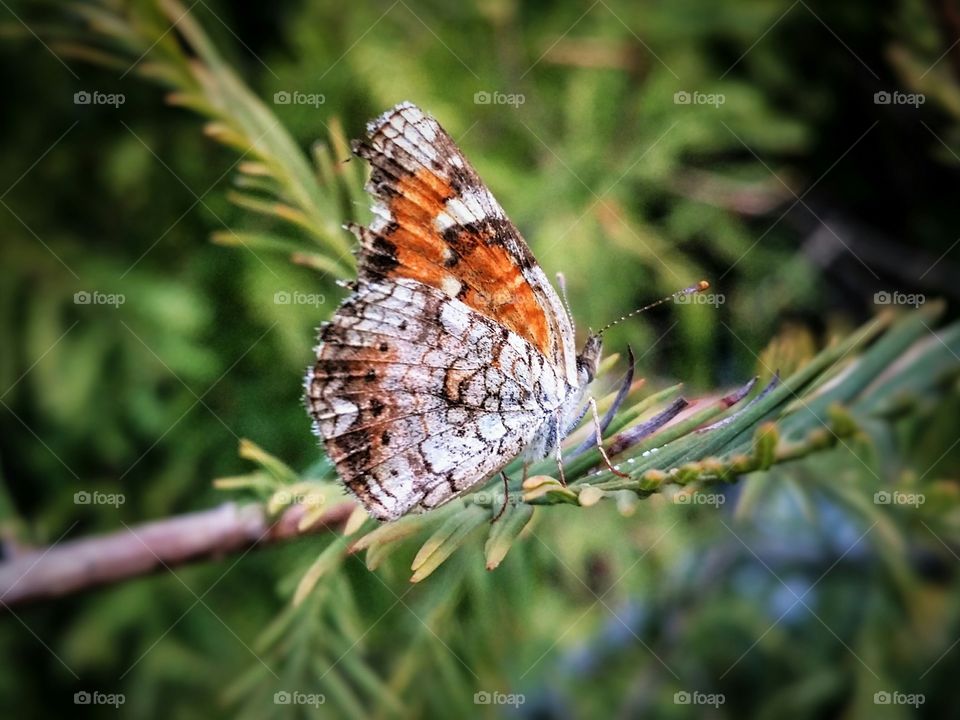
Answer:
306;102;577;520
306;278;567;520
349;101;578;384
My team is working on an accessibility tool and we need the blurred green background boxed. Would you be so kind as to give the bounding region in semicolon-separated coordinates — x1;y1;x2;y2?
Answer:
2;0;959;717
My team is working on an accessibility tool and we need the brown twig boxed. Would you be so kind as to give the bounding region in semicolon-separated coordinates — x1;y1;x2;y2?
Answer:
0;501;356;608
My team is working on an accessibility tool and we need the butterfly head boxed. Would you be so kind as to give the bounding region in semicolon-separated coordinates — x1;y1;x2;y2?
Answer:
576;333;603;386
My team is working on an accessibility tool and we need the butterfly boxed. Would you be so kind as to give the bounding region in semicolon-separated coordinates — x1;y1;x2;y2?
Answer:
304;101;606;521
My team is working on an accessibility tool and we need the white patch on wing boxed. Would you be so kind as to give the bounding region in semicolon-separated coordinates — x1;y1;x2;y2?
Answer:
443;186;505;224
330;397;359;435
538;369;559;402
404;109;437;143
478;414;507;441
398;104;425;124
422;433;486;473
433;211;457;232
369;456;419;515
391;124;439;164
303;363;315;396
467;320;491;343
383;279;430;307
369;202;394;233
441;275;462;298
368;101;415;134
507;333;530;356
439;300;470;337
417;121;437;142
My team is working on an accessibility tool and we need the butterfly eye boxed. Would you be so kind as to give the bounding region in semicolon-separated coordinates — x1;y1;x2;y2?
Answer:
576;335;603;383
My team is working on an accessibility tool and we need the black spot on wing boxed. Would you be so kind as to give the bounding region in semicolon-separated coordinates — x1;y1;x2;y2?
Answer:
439;217;536;271
363;235;400;280
443;246;461;268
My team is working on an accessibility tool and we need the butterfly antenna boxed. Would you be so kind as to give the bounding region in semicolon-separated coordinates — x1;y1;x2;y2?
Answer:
556;272;576;332
597;280;711;337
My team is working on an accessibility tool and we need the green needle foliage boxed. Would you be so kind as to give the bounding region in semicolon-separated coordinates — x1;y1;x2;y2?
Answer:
64;0;359;277
227;302;959;589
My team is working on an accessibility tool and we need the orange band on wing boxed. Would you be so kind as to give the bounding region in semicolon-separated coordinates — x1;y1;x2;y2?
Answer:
373;168;550;355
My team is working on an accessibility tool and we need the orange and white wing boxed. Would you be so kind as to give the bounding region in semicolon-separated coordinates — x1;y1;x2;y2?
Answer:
306;278;567;520
349;101;577;383
306;102;578;520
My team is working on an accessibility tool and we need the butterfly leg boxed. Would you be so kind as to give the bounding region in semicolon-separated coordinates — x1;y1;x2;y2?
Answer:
590;397;628;478
555;442;567;486
491;471;510;523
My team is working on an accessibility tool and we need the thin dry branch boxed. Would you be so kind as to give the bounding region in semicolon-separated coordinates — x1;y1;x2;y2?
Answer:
0;501;355;608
